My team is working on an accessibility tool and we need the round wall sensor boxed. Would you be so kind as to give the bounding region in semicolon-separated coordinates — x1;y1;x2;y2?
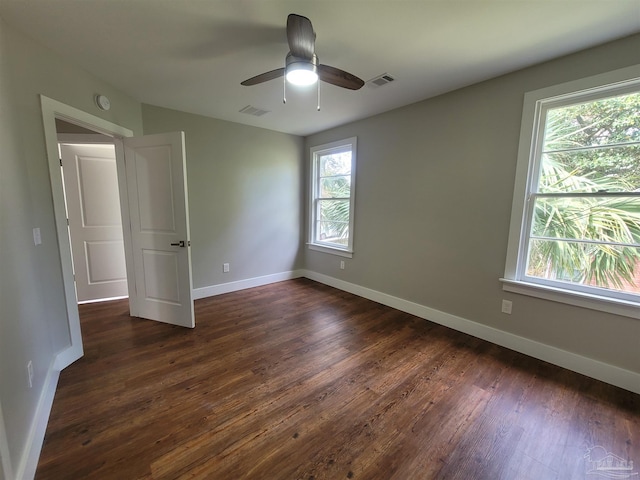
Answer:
95;94;111;111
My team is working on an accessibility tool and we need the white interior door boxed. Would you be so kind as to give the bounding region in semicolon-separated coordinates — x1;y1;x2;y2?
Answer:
121;132;194;328
60;143;128;302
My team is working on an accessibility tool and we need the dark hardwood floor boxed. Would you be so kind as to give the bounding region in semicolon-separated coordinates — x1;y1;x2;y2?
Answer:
36;278;639;479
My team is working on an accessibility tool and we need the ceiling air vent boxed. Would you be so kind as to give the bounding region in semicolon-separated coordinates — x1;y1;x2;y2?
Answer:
367;73;395;88
239;105;270;117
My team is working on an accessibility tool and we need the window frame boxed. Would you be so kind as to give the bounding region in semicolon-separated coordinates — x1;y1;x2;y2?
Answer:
308;137;357;258
502;64;640;319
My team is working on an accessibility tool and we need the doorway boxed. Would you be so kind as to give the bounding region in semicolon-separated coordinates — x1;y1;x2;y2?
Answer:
41;96;135;369
42;96;195;370
57;121;129;304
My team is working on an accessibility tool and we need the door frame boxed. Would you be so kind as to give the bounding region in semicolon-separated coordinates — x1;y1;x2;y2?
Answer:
41;95;134;370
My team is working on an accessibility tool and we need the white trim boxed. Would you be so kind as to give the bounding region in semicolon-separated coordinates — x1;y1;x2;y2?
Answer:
501;278;640;320
192;270;305;300
307;244;353;258
40;95;134;370
303;270;640;395
112;139;138;318
14;360;60;480
503;64;640;317
308;137;357;254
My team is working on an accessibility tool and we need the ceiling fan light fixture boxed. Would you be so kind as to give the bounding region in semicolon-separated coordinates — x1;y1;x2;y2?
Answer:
286;66;318;86
240;15;364;92
285;54;318;86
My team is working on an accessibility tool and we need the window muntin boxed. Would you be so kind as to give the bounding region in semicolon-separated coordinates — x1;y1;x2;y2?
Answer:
519;84;640;302
309;138;356;254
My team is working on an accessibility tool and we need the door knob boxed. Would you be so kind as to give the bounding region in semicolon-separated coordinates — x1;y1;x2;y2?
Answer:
170;240;186;247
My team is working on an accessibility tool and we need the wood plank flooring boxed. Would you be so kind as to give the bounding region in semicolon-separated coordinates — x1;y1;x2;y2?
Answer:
36;278;639;479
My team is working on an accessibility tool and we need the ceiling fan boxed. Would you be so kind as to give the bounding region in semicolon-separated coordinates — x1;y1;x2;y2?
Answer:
241;14;364;92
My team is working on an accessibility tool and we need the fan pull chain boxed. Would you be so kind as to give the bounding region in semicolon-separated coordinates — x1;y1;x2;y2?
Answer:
283;75;287;104
317;80;321;111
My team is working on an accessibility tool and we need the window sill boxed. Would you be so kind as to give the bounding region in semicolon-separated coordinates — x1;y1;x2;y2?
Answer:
308;243;353;258
500;278;640;320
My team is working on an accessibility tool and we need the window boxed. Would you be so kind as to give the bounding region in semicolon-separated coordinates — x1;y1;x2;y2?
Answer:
309;137;357;257
503;65;640;318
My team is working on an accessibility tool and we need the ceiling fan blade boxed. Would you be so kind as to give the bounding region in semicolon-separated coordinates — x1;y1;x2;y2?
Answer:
241;68;285;86
287;14;315;59
318;65;365;90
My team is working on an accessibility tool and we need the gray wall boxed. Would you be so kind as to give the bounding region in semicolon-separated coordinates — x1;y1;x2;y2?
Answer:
0;18;143;474
142;105;304;289
1;10;639;478
305;33;640;375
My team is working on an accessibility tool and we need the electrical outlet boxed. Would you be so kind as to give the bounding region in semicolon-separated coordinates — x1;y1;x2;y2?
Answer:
340;260;345;270
27;361;34;388
223;263;230;273
501;299;513;315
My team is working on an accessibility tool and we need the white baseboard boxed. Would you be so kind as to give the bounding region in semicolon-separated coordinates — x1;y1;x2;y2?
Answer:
192;270;305;300
15;360;60;480
53;344;83;371
303;270;640;395
191;270;640;393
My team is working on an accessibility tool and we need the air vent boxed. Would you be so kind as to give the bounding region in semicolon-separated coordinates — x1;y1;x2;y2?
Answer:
367;73;395;88
239;105;270;117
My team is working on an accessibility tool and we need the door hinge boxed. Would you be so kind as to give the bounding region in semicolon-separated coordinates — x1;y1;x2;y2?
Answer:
59;158;63;166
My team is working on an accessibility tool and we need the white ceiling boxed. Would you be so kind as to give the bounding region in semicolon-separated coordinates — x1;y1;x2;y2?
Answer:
1;0;639;136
